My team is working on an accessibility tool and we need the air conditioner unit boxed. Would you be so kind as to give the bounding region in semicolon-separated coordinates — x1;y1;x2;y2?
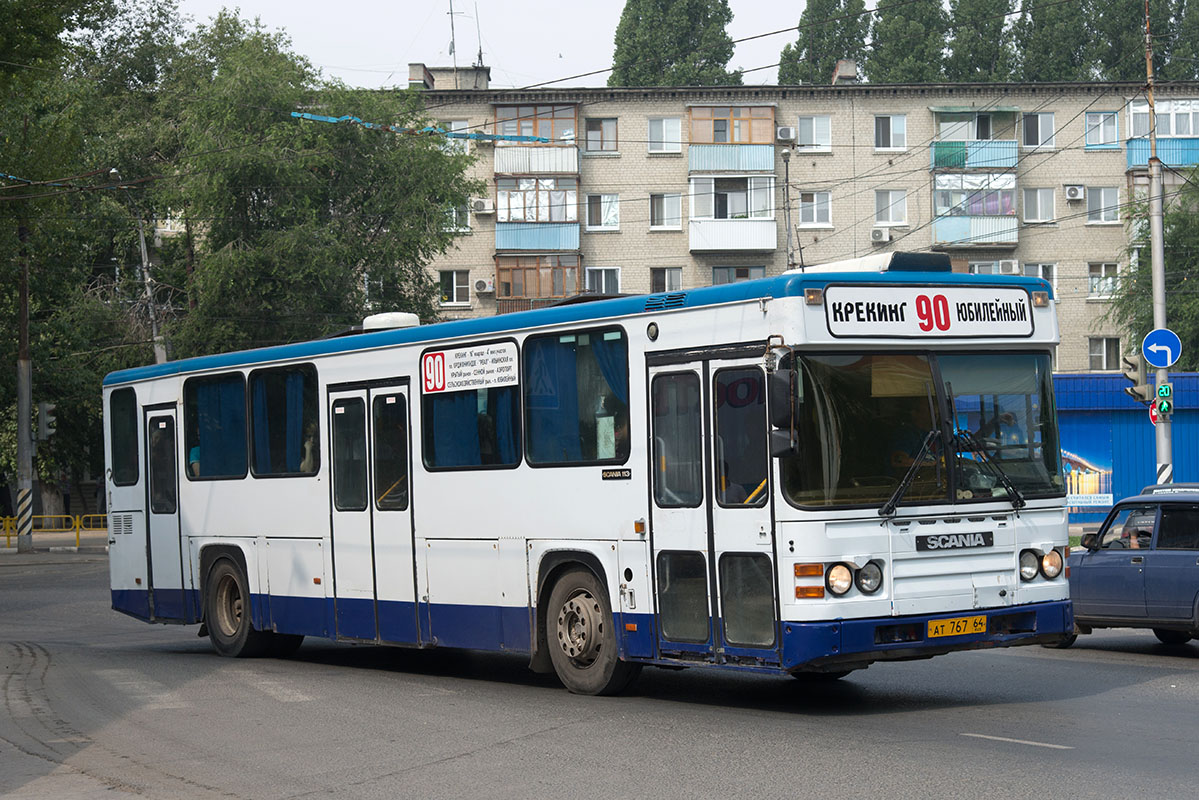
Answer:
471;197;495;214
1064;185;1085;202
998;259;1019;275
870;227;892;244
474;277;495;294
776;126;797;142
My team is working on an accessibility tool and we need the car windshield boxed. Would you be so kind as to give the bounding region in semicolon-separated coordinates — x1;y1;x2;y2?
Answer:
780;352;1063;507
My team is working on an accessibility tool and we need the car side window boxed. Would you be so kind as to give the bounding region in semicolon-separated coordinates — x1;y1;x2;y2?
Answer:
1099;506;1157;550
1156;505;1199;550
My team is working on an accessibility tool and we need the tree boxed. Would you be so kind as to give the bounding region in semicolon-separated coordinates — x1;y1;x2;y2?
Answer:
944;0;1015;82
865;0;948;83
1089;0;1176;81
1108;172;1199;372
609;0;741;86
1012;0;1093;81
1164;0;1199;80
777;0;868;85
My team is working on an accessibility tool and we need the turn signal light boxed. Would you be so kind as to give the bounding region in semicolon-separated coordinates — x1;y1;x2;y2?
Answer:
796;586;826;599
794;563;823;577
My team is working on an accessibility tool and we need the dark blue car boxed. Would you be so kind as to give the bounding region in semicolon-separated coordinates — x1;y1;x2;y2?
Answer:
1059;485;1199;647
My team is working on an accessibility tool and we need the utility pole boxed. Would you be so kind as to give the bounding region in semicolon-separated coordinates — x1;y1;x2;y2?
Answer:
1145;1;1173;483
16;215;33;553
111;169;166;364
781;147;797;269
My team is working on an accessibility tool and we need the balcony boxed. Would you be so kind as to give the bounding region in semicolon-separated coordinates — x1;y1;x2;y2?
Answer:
689;218;776;252
931;216;1018;249
495;145;578;175
1126;137;1199;169
495;222;579;251
688;144;774;172
929;140;1018;170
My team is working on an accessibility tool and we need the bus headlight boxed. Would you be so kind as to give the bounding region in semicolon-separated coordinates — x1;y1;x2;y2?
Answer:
1019;550;1039;581
826;563;853;595
856;561;884;594
1041;549;1064;579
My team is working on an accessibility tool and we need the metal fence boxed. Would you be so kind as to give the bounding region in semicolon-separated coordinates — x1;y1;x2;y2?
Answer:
2;514;107;548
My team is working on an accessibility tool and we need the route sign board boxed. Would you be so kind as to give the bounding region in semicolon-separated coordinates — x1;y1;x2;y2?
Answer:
1142;328;1182;369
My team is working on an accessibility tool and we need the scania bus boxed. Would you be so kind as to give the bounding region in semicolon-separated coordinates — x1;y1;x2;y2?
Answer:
103;251;1073;695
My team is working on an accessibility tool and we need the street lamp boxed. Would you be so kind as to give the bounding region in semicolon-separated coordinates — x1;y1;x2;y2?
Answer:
110;168;167;364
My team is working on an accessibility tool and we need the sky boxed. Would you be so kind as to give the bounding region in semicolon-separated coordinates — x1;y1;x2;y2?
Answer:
177;1;796;89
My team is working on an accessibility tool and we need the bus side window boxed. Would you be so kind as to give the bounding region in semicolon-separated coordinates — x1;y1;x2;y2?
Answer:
110;387;139;486
183;373;248;480
248;364;319;477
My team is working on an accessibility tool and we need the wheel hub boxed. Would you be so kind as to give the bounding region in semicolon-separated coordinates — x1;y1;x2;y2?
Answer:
556;590;603;667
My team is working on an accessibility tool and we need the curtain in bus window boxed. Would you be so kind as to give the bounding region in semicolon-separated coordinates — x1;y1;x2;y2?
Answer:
194;377;246;478
591;333;628;406
285;371;304;472
428;391;483;467
525;337;583;463
250;369;311;475
252;378;270;474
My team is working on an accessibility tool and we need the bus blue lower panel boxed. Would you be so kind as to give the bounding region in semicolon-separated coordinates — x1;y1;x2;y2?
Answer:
780;600;1073;670
112;589;152;620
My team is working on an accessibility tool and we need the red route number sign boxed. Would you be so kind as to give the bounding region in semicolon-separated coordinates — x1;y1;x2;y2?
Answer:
915;294;951;332
423;352;446;393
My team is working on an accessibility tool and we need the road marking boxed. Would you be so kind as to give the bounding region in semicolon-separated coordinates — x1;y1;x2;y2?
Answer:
96;669;190;710
245;676;311;703
960;733;1073;750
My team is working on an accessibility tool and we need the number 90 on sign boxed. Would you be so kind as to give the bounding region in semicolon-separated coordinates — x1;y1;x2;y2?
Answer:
915;294;951;332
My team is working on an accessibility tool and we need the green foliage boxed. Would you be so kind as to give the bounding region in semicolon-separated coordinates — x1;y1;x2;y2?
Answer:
609;0;741;86
1012;0;1093;81
1108;172;1199;371
865;0;948;83
944;0;1014;81
777;0;868;85
1090;0;1175;80
1165;0;1199;80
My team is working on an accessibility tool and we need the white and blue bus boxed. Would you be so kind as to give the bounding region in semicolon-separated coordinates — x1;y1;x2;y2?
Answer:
103;252;1073;695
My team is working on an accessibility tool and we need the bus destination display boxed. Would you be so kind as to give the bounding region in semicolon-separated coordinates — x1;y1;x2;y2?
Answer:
824;286;1033;338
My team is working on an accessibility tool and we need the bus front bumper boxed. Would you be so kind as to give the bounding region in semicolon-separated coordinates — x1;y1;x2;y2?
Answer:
780;600;1073;673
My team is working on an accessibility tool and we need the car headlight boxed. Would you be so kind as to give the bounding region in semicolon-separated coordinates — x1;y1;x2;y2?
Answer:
826;563;853;595
1019;550;1039;581
1041;549;1064;579
856;561;884;594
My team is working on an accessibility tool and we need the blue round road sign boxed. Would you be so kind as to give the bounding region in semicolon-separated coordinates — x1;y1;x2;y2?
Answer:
1143;328;1182;369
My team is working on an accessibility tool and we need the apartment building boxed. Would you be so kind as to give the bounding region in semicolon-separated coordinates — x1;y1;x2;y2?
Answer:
411;62;1199;373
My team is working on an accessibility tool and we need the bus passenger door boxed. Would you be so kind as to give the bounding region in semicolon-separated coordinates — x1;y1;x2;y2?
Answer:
144;407;187;622
328;386;418;644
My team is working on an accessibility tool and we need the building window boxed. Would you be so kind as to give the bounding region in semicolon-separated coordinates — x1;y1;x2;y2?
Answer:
1089;337;1121;371
691;177;773;220
935;174;1015;217
438;119;469;153
652;267;682;293
648;117;682;152
650;193;682;229
689;106;774;144
712;266;765;285
497;177;577;222
440;270;470;305
1024;263;1056;286
495;104;576;143
797;115;831;151
524;327;629;466
1087;187;1119;223
875;189;907;225
1022;112;1055;148
938;113;991;141
1085;112;1118;147
1023;188;1055;223
799;191;831;226
874;115;906;149
445;203;470;232
497;254;579;299
1131;98;1199;137
1089;262;1118;297
585;194;619;230
585;118;617;152
586;267;620;294
249;364;319;477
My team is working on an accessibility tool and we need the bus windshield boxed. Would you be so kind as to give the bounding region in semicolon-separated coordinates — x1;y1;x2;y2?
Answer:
780;352;1063;507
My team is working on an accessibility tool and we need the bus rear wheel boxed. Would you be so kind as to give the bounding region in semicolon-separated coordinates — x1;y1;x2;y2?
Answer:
546;569;641;696
205;558;272;658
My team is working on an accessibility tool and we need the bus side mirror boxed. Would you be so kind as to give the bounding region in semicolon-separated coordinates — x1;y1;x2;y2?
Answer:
768;369;800;457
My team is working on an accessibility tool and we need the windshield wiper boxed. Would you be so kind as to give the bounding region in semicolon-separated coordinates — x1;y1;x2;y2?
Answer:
956;430;1026;511
879;430;940;518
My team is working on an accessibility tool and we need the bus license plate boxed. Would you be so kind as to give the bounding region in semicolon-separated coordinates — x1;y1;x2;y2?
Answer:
928;615;986;638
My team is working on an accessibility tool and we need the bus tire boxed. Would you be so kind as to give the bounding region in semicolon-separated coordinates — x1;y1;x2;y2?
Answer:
547;568;640;696
205;557;271;658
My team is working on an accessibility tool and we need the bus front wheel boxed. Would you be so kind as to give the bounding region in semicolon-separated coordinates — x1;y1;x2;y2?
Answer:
205;557;272;658
546;569;641;696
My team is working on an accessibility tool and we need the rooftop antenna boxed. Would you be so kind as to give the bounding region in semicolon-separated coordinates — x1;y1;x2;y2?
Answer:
447;0;465;89
473;1;484;69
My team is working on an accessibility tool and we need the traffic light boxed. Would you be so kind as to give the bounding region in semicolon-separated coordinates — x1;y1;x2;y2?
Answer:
1157;383;1174;417
1121;356;1151;404
37;401;56;440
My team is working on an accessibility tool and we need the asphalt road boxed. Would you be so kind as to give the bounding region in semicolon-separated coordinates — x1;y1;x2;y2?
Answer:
2;554;1197;800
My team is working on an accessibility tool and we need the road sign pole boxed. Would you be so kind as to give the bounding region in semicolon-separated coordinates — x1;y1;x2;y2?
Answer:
1146;14;1172;485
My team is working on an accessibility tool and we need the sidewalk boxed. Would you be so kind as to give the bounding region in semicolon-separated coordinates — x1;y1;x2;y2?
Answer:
0;529;109;556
